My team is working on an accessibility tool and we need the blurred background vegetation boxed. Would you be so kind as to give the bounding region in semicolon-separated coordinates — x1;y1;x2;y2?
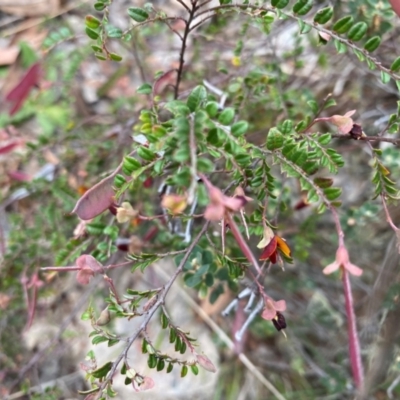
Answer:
1;0;400;399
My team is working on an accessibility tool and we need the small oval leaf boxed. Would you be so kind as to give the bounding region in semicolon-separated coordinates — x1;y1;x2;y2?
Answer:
293;0;313;15
85;27;99;40
347;21;367;41
187;85;207;112
390;56;400;72
127;7;149;22
333;15;354;34
313;7;333;24
271;0;289;8
364;36;381;53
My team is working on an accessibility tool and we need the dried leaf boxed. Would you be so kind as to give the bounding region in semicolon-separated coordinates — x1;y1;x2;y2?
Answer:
5;62;41;115
196;354;217;373
72;175;115;220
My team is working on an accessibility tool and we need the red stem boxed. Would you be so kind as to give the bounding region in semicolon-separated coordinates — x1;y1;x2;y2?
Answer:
225;213;261;274
342;268;364;388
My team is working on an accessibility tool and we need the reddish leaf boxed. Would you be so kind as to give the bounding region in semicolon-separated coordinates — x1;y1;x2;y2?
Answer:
153;69;177;95
196;354;217;373
8;171;31;181
0;141;21;155
72;175;116;220
389;0;400;18
5;63;41;115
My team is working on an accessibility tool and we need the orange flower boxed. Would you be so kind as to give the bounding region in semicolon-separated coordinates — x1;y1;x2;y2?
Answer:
257;226;291;264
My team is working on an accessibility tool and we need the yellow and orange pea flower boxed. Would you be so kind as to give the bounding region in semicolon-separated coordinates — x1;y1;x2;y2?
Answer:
257;226;292;264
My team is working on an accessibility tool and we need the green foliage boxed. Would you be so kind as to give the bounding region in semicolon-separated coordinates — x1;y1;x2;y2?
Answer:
3;0;400;398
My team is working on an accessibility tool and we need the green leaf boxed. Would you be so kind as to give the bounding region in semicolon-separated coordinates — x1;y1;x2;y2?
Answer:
175;336;182;352
197;157;214;173
281;120;293;134
317;133;331;145
234;153;251;166
218;108;235;125
157;359;165;371
181;365;188;378
161;312;169;329
94;2;106;11
293;0;313;15
85;27;99;40
113;173;126;189
307;100;318;114
298;19;312;34
313;7;333;24
231;121;248;137
390;56;400;72
122;156;141;175
137;83;152;94
108;339;119;347
366;59;376;70
106;25;123;38
169;328;177;343
388;123;399;134
324;98;337;109
324;187;342;201
92;336;109;345
314;177;333;188
187;85;207;112
148;354;157;369
184;272;203;287
271;0;289;8
352;50;364;63
167;363;173;373
266;127;284;150
173;147;189;163
333;15;354;34
307;188;319;203
92;362;113;379
334;39;347;54
191;365;199;375
381;71;391;84
205;101;219;117
137;146;156;161
127;7;149;22
91;45;103;53
347;22;367;42
95;54;107;61
85;15;101;29
180;341;187;354
109;53;123;62
174;116;190;138
364;36;381;52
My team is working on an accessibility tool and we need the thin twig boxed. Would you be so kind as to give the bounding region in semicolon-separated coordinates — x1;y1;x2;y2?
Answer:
95;222;210;399
330;133;400;144
174;1;199;98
